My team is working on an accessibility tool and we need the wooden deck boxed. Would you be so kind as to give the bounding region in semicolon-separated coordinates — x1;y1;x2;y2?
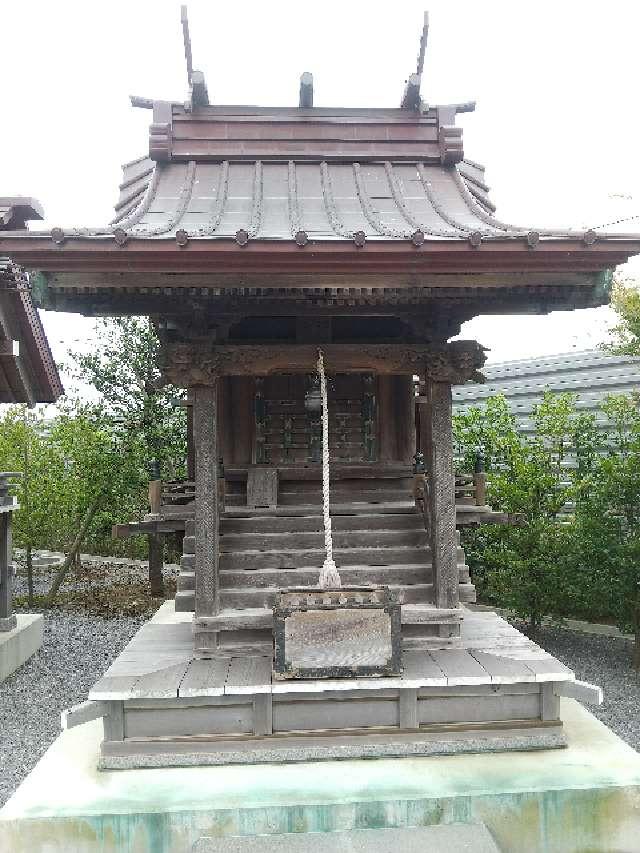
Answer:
90;603;574;768
90;604;573;701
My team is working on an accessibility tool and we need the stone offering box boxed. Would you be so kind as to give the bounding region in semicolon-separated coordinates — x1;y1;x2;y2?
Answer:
273;587;402;680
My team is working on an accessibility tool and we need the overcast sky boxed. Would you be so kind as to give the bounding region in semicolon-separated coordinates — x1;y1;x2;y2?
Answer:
2;0;639;383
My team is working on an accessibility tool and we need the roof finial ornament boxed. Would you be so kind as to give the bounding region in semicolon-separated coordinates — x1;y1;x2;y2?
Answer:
299;72;314;108
181;5;210;110
401;11;429;111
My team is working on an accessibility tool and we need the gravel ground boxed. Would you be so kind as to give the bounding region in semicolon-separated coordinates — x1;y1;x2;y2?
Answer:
0;613;143;808
521;623;640;751
12;559;179;599
0;614;638;810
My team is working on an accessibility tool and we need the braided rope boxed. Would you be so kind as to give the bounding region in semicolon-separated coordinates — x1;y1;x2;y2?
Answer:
317;349;341;589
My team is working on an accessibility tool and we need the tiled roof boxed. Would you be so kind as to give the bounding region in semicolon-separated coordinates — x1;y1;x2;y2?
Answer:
109;156;581;243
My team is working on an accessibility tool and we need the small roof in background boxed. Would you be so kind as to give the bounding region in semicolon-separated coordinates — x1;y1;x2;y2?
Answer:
0;199;63;405
0;197;43;231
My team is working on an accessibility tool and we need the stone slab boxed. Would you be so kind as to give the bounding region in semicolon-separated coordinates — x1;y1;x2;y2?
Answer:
2;700;640;852
192;823;500;852
0;613;43;682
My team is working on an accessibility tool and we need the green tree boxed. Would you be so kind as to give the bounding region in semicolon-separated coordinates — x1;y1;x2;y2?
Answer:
573;395;640;667
69;317;187;594
69;317;185;477
455;392;590;631
608;277;640;356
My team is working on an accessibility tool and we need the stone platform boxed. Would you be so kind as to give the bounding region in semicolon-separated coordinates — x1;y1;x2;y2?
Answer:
1;699;639;852
0;613;43;682
86;602;575;767
193;824;501;851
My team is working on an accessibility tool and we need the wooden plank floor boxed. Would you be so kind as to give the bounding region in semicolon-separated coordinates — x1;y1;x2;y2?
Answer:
89;607;574;702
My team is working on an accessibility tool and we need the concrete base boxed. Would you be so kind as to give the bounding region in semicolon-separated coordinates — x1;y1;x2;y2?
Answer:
1;700;639;853
193;823;501;851
0;613;43;682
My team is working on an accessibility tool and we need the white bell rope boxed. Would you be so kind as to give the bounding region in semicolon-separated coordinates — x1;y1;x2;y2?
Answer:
317;349;342;589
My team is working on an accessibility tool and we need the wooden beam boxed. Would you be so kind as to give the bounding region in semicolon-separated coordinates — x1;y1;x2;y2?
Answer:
299;72;314;108
164;341;486;385
61;700;107;730
423;379;458;612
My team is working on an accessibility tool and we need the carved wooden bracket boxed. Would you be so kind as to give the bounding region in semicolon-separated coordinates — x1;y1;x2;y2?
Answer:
162;340;486;386
149;101;173;162
437;106;464;165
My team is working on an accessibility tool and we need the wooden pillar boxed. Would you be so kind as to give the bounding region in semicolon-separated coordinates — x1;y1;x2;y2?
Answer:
193;383;220;628
147;533;165;598
423;380;458;611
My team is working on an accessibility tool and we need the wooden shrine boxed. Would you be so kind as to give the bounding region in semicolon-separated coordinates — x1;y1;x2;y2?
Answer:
2;12;639;768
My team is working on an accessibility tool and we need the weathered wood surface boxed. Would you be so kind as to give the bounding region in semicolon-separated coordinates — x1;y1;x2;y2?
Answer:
164;341;486;384
90;607;574;701
246;467;278;508
193;383;219;629
422;380;458;613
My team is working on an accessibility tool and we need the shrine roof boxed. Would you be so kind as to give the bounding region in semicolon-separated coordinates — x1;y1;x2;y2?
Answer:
108;154;526;243
0;199;63;404
1;13;639;284
0;259;63;404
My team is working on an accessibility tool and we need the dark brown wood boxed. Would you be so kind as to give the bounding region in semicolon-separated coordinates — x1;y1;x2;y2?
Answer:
147;532;165;598
148;480;162;515
164;342;486;385
394;375;416;463
377;376;395;462
231;377;254;465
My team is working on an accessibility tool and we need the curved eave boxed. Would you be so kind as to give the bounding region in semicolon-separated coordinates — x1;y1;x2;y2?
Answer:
0;236;638;275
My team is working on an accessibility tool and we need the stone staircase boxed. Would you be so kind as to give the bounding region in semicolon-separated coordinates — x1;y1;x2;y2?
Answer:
175;509;474;649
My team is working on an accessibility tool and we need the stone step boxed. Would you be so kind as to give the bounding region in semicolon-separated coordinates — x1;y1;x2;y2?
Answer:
178;564;470;592
177;571;195;591
225;489;412;507
183;535;196;555
195;594;474;632
174;590;195;612
401;604;463;625
220;584;434;610
219;529;429;551
219;546;430;571
218;565;469;590
220;512;424;534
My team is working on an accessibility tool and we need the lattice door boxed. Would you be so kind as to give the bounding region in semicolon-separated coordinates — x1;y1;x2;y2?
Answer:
254;374;376;464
